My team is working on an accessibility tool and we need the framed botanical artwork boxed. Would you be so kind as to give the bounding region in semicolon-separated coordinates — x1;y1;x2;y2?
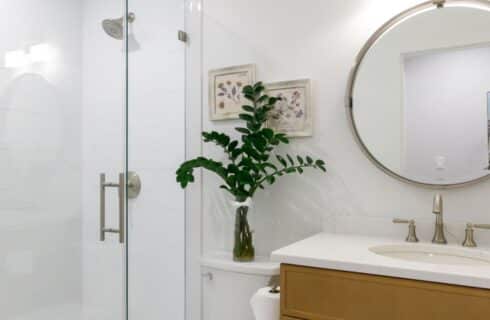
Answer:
265;79;313;137
208;64;256;120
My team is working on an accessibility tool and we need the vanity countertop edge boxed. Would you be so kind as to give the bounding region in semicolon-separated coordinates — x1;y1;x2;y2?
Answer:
270;233;490;289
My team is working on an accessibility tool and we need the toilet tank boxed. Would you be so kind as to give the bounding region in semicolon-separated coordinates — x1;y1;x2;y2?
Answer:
201;253;280;320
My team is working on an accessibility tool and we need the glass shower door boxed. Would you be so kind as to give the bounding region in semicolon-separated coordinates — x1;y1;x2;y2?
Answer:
0;1;128;319
126;0;186;319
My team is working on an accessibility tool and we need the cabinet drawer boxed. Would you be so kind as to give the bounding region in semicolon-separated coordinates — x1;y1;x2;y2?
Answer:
280;264;490;320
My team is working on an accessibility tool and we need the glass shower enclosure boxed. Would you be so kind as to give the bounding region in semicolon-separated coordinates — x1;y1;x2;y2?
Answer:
0;1;186;319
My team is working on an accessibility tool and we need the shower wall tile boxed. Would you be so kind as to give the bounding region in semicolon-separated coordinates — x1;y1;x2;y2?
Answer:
0;0;83;319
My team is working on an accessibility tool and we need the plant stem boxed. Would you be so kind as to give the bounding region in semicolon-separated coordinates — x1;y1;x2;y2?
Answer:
233;205;254;261
250;163;316;196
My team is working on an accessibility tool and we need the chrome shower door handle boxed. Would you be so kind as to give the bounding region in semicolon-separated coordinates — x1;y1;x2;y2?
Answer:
100;173;106;241
99;173;125;243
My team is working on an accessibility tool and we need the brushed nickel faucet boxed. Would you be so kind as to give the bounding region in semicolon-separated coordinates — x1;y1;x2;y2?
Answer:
462;223;490;247
432;194;447;244
393;218;419;242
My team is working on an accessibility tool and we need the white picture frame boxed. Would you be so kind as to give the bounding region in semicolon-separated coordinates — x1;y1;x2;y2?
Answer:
208;64;256;120
265;79;313;137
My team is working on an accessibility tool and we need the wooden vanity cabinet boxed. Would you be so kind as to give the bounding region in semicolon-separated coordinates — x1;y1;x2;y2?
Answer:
280;264;490;320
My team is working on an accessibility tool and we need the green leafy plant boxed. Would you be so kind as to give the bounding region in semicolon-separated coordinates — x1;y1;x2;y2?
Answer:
176;82;326;202
176;81;325;261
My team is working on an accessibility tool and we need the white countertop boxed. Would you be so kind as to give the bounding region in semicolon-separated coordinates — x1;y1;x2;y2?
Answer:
271;233;490;289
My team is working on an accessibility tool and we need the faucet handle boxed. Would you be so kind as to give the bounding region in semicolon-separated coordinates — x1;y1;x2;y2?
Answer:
463;223;490;247
393;218;419;243
473;224;490;229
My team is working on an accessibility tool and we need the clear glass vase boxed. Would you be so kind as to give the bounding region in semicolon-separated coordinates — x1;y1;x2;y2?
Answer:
232;199;255;262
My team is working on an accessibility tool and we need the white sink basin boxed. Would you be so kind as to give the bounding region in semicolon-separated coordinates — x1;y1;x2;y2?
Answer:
370;244;490;266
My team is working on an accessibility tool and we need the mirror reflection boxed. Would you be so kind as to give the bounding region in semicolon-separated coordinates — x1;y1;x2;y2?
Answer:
352;5;490;185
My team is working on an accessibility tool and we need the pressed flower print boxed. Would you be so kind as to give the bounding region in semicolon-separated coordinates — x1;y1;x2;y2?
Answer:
266;80;312;137
269;87;307;132
214;72;248;116
209;64;256;120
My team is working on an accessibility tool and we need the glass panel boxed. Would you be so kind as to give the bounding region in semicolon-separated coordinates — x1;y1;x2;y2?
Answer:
126;0;186;319
0;1;127;320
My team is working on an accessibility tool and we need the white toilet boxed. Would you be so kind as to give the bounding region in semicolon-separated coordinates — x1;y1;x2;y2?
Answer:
201;253;279;320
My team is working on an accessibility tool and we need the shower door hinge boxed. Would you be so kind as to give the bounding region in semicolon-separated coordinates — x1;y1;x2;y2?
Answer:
178;30;188;43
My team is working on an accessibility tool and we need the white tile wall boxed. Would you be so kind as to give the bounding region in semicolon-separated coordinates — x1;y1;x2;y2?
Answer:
0;1;83;319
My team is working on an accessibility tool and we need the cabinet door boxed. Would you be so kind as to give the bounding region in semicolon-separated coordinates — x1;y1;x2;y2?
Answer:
281;264;490;320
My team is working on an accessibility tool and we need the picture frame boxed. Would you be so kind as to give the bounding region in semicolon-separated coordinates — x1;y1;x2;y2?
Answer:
208;64;256;120
265;79;313;137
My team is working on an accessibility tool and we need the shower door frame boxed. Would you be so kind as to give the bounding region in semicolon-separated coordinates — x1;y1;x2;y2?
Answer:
181;1;204;320
123;2;129;319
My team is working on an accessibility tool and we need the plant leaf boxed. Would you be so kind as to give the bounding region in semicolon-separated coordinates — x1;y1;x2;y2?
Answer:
275;133;289;144
276;155;287;167
243;85;254;95
235;127;250;134
254;83;265;94
266;176;276;184
257;95;269;104
242;105;254;112
244;93;255;102
315;159;325;166
268;97;280;104
239;114;254;122
261;128;274;140
228;140;238;151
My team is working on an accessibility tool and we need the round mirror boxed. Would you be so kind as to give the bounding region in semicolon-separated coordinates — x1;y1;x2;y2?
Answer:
349;0;490;187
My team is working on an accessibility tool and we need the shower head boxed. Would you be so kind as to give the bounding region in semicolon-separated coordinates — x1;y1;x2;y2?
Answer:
102;13;135;40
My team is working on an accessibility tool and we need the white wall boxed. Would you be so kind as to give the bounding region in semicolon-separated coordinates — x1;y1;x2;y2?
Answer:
403;46;490;184
196;0;490;264
0;0;83;319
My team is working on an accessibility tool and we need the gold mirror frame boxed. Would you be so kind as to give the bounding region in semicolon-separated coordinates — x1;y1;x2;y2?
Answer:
347;0;490;189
